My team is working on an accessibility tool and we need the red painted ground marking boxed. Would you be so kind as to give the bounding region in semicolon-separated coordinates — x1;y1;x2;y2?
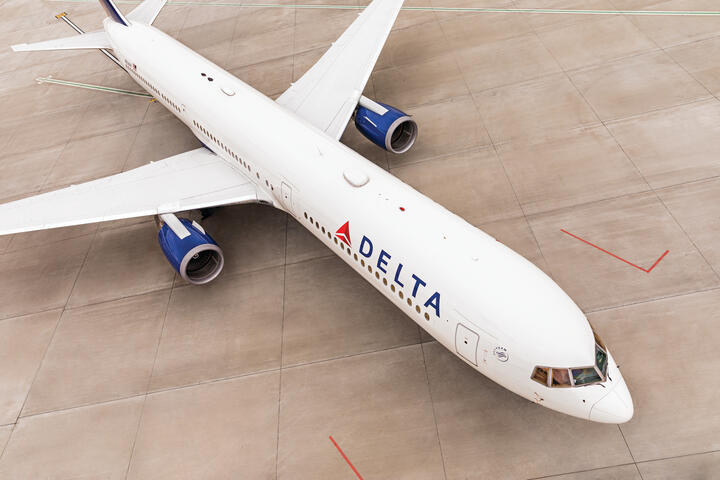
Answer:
329;435;364;480
561;229;669;273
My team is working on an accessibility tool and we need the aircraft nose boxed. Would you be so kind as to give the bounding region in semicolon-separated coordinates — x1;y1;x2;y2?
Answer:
589;377;634;423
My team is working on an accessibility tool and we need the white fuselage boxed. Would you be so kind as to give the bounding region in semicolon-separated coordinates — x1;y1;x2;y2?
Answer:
106;20;633;422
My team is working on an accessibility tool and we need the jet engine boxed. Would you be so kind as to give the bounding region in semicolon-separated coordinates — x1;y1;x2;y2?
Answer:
354;96;418;154
157;214;224;285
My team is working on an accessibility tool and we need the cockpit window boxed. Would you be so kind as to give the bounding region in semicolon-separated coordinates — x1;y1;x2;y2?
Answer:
531;367;549;386
595;345;608;376
572;367;602;385
551;368;572;387
530;331;610;388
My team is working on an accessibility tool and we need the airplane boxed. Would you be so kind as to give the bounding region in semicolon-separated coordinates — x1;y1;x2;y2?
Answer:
7;0;633;423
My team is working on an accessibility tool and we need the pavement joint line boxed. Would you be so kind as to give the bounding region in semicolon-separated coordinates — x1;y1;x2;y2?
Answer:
585;284;720;314
46;0;720;16
36;76;153;99
15;342;424;422
527;448;720;479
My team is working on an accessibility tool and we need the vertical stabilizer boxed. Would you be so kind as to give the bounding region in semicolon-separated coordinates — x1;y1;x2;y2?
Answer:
98;0;130;26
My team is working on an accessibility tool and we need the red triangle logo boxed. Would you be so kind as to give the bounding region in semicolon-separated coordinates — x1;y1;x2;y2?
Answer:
336;221;351;247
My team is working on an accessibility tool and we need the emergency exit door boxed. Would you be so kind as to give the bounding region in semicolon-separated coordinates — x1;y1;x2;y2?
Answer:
455;323;479;366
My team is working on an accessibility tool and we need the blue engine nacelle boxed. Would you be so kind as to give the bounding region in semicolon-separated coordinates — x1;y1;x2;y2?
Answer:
354;101;418;154
158;217;224;285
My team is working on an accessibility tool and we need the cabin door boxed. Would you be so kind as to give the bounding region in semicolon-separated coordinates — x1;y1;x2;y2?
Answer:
455;323;480;366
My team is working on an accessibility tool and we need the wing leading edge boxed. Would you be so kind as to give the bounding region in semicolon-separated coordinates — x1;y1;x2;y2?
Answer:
0;148;260;236
276;0;404;139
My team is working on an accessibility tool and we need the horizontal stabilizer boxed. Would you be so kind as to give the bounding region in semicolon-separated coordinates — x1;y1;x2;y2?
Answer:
128;0;167;24
12;30;110;52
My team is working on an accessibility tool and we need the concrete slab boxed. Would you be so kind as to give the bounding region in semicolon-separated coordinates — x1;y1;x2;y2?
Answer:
639;451;720;479
454;33;562;93
230;54;294;98
607;100;720;189
0;397;143;479
0;425;10;458
473;74;598;144
286;216;334;265
278;346;445;480
5;225;99;260
391;95;491;168
294;2;360;54
536;464;641;480
625;0;720;48
373;56;469;109
376;20;455;70
391;146;523;226
282;256;420;366
23;291;167;416
0;310;60;425
668;36;720;96
71;90;149;141
127;372;279;479
67;222;175;308
226;8;294;69
43;126;137;190
435;5;533;47
516;0;619;31
659;177;720;274
423;341;632;480
0;234;93;320
4;105;85;156
2;1;720;478
570;51;710;122
123;116;201;171
150;267;284;391
0;146;62;203
538;16;656;71
528;192;719;311
496;126;648;215
589;289;720;461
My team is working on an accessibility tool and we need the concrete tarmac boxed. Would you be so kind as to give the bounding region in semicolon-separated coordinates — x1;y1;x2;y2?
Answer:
0;0;719;478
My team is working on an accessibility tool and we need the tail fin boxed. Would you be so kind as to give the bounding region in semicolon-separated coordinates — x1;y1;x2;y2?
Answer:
127;0;167;25
98;0;130;26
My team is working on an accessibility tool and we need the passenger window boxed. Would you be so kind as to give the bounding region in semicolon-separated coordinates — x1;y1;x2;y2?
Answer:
551;368;571;387
531;367;549;386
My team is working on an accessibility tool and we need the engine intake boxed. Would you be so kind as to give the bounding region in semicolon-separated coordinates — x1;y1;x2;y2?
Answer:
354;101;418;154
158;217;224;285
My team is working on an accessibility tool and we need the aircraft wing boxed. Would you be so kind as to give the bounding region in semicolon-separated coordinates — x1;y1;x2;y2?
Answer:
0;148;260;236
275;0;404;140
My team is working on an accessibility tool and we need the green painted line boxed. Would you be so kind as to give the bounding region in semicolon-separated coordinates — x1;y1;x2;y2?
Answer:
45;0;720;16
36;76;153;98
